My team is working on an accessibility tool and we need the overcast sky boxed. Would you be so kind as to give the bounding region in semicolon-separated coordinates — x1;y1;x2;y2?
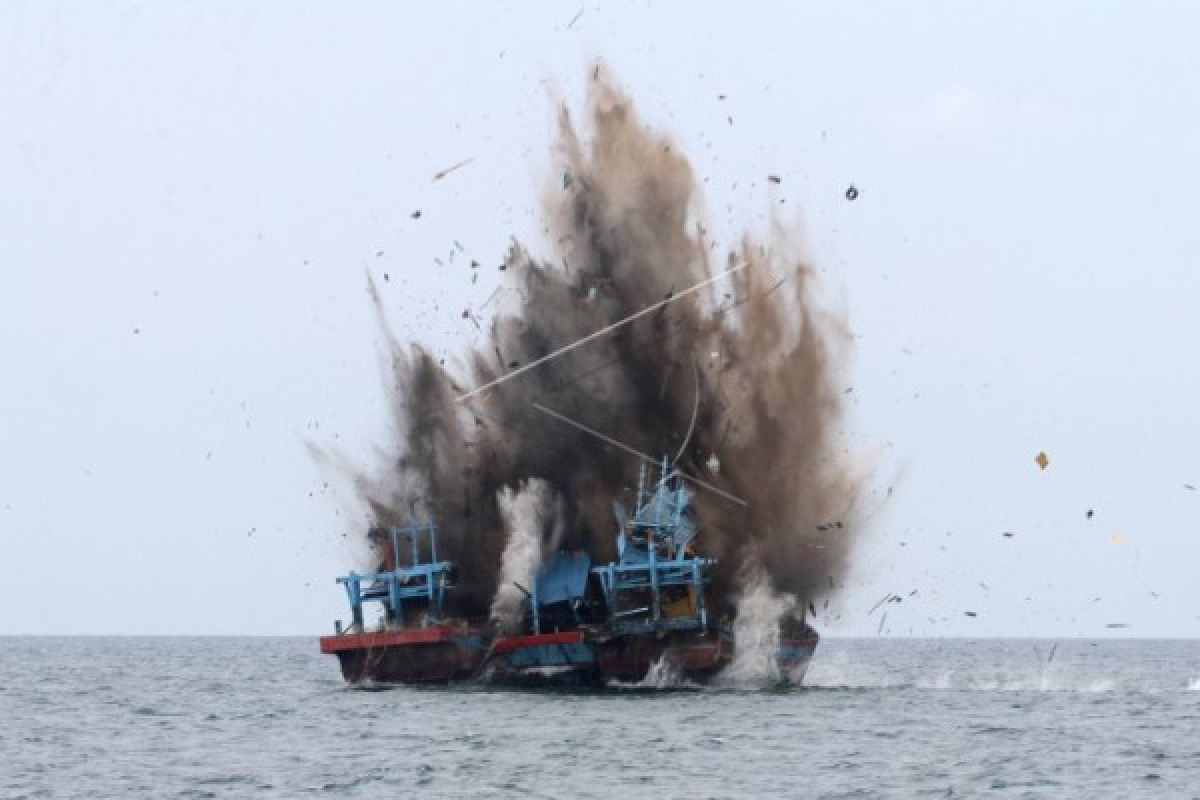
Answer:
2;2;1197;636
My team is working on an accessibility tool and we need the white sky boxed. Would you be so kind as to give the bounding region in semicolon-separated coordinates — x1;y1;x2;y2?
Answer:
1;2;1197;636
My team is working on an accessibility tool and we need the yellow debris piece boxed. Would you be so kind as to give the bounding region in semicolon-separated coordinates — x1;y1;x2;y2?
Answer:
1111;532;1125;545
1035;451;1049;470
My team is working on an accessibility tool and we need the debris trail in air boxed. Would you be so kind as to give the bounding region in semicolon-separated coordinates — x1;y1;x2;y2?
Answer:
324;66;862;619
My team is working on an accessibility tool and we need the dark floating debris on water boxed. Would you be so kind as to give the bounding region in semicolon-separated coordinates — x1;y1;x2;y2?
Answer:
964;611;978;617
1002;531;1015;538
410;210;422;219
1185;483;1196;491
1086;509;1094;519
844;185;859;201
1106;623;1130;629
768;174;781;184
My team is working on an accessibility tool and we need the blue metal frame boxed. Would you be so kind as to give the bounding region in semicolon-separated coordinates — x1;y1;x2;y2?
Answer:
525;551;591;634
592;459;714;635
335;519;454;630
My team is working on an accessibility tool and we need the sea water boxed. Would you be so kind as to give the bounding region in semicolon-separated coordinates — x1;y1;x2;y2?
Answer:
3;637;1198;798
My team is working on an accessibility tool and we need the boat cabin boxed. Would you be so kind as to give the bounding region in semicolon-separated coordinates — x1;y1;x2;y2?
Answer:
591;460;714;635
336;519;455;632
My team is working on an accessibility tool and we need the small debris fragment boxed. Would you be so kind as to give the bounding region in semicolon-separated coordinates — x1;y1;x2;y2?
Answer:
432;158;473;182
1106;623;1130;629
845;185;859;201
375;250;384;257
461;309;470;319
706;453;721;474
1185;484;1196;491
1035;451;1049;470
1110;532;1125;545
563;170;574;190
566;7;584;28
1086;509;1094;519
410;210;422;219
964;611;978;617
383;273;390;282
132;328;140;334
1002;531;1014;538
767;174;781;184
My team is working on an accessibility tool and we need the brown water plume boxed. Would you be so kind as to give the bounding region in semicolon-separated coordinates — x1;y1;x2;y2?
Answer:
350;71;861;619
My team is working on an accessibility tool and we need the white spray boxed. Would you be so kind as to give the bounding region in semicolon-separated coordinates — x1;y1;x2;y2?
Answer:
719;569;798;688
490;478;565;634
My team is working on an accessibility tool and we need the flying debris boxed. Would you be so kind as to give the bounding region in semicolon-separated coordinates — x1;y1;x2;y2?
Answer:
315;69;859;689
433;157;474;182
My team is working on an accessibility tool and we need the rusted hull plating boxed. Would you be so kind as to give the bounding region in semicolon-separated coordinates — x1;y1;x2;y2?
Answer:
593;629;734;683
319;628;485;684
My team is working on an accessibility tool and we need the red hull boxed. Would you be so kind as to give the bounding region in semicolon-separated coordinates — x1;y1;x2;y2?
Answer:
319;627;485;684
593;630;733;682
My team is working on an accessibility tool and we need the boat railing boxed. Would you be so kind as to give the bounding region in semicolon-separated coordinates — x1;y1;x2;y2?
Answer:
335;519;454;632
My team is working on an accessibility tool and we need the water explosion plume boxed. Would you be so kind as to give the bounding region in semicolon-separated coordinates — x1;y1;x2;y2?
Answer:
352;72;860;621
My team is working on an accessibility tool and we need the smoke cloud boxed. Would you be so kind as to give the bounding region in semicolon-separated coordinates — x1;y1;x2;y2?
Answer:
346;69;861;620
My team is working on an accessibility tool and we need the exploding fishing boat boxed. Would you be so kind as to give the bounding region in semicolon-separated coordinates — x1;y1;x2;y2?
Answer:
587;461;734;683
321;461;819;688
317;520;486;684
